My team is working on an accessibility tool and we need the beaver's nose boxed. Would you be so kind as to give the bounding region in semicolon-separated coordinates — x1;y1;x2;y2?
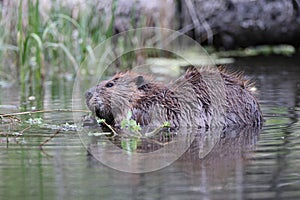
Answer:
85;90;93;99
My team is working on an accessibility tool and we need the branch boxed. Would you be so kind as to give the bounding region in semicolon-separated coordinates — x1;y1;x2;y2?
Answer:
0;109;90;117
39;129;61;147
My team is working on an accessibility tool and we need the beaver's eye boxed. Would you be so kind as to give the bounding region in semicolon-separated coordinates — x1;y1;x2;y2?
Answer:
105;82;114;88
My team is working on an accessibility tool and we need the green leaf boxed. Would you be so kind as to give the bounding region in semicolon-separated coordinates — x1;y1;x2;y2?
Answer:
163;122;171;127
120;120;127;129
97;118;106;123
121;138;138;152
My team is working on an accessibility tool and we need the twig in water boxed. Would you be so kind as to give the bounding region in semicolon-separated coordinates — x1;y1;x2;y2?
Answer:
20;125;31;135
100;120;118;137
39;147;54;158
39;129;61;147
0;109;90;117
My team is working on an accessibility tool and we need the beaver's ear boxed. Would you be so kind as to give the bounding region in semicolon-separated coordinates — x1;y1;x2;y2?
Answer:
134;75;145;88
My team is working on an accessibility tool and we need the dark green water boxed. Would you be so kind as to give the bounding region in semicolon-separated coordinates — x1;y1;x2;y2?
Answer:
1;55;300;200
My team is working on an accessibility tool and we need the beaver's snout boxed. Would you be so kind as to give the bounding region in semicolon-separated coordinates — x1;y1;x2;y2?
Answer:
85;90;93;100
85;88;105;113
89;95;104;109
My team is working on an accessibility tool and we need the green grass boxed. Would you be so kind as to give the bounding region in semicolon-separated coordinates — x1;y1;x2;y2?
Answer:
3;0;155;113
0;0;169;90
1;0;116;76
0;0;120;110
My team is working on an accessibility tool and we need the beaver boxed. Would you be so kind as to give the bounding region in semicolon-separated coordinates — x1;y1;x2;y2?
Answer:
85;66;263;129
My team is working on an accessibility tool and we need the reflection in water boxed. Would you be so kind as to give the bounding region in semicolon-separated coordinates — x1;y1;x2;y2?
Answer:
178;126;259;188
85;126;217;173
80;125;260;200
87;125;260;185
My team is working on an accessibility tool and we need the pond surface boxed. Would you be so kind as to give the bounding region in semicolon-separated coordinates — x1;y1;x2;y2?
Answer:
1;55;300;200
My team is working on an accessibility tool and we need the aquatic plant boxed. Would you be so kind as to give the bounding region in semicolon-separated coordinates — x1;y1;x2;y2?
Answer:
0;0;120;110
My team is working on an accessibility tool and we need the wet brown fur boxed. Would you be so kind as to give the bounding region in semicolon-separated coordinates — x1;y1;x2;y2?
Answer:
85;66;263;129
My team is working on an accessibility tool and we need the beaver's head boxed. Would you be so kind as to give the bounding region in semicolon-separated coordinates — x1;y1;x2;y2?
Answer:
85;72;148;125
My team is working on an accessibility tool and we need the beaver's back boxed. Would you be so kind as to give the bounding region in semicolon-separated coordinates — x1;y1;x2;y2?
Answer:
132;67;262;128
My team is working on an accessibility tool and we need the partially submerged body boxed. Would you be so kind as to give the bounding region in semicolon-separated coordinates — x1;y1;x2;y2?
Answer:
85;66;263;129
